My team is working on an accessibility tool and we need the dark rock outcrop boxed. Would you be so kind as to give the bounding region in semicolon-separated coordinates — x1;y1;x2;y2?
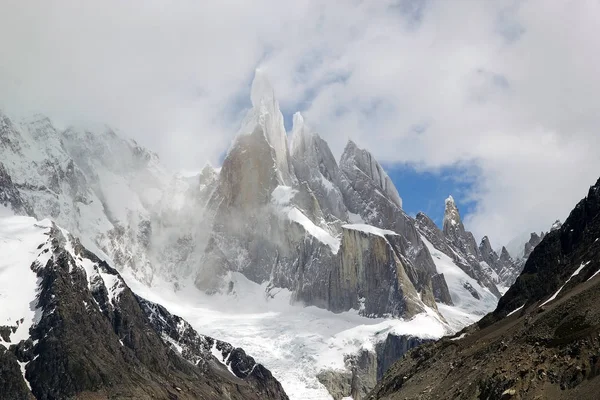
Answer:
0;345;33;400
430;273;453;305
0;163;31;216
523;231;545;259
488;177;600;323
138;297;286;399
0;223;288;400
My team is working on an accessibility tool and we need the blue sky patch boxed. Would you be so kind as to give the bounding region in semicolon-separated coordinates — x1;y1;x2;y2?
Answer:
384;163;477;227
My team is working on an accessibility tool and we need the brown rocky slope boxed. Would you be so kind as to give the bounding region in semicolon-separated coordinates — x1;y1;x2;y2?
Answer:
368;177;600;400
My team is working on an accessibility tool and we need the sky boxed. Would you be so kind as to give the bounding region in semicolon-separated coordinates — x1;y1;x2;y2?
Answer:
1;0;599;248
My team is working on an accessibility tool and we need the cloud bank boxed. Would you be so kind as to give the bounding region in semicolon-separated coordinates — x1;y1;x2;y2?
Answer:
1;0;599;246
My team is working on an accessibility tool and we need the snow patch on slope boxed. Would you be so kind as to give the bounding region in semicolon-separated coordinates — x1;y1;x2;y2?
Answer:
507;304;525;317
271;185;297;206
0;216;52;346
541;261;591;307
288;208;340;253
420;236;497;322
271;186;340;254
342;223;397;238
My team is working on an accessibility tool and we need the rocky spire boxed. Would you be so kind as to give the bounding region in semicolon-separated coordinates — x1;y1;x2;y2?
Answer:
434;196;504;296
250;68;276;108
198;163;218;184
289;112;338;181
339;140;402;209
237;69;294;185
442;195;477;256
289;112;347;221
477;236;522;287
442;195;462;233
499;246;513;264
289;112;311;159
479;235;499;267
523;232;544;259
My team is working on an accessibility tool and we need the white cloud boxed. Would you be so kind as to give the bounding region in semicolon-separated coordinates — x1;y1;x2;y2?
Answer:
1;0;599;246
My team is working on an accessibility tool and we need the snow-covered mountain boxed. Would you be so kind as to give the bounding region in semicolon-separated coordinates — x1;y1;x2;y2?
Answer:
0;214;286;399
0;71;524;399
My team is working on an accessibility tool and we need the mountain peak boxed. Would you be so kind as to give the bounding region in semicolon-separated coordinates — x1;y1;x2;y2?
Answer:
499;246;512;261
443;195;461;228
550;219;562;231
250;68;276;108
340;140;402;209
343;139;358;153
289;112;314;159
199;162;218;180
480;236;493;253
292;111;304;128
233;69;294;185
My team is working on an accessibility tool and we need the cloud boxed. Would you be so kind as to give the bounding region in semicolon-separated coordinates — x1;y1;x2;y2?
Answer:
1;0;599;246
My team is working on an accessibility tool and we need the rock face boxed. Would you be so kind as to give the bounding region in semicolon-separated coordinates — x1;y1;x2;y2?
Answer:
368;176;600;400
416;200;514;297
0;216;288;400
0;345;32;400
443;196;479;261
318;334;430;400
329;225;429;318
289;112;348;223
523;231;545;259
339;140;402;210
338;141;435;279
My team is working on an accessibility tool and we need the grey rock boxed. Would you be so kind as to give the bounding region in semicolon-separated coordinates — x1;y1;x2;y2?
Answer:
289;112;348;223
523;232;545;259
417;209;503;298
329;226;428;318
431;273;453;305
318;334;429;400
0;163;31;216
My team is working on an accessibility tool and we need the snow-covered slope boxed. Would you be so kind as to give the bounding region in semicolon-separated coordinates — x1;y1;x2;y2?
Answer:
0;216;52;347
126;271;450;400
420;236;498;329
0;213;286;399
416;197;521;295
0;111;218;286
